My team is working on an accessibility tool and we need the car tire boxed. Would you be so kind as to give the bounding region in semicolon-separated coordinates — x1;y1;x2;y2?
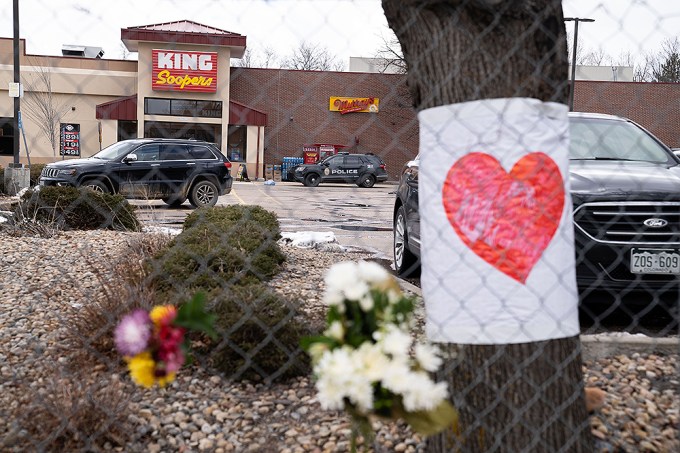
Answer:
357;174;376;188
83;179;109;194
304;173;320;187
162;195;186;208
189;180;219;208
394;205;420;278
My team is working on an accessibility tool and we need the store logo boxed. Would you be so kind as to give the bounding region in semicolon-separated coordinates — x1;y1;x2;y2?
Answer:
329;97;379;114
152;49;218;93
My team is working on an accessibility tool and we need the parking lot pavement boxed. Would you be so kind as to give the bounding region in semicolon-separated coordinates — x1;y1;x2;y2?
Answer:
132;180;399;259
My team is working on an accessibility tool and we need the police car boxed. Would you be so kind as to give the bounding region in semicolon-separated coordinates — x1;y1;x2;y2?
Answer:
291;152;389;188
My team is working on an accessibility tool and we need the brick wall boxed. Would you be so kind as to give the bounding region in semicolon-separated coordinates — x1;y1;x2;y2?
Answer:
574;81;680;148
230;68;680;180
229;67;419;180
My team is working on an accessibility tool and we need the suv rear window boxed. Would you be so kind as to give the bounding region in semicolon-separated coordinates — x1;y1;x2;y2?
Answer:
189;145;217;160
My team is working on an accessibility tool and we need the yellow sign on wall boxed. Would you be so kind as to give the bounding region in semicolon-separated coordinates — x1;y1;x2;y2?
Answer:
329;97;379;114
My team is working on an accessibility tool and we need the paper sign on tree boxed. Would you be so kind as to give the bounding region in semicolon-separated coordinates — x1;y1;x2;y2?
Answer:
418;98;579;345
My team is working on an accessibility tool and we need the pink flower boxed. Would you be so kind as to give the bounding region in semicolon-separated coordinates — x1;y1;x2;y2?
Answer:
115;309;152;356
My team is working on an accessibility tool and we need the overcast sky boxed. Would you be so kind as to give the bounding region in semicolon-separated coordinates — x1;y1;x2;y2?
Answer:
0;0;678;66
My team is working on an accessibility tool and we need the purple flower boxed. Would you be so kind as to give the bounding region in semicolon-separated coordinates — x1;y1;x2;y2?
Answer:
114;309;152;356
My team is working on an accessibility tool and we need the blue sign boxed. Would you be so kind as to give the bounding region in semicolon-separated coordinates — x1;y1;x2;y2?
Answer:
18;111;22;130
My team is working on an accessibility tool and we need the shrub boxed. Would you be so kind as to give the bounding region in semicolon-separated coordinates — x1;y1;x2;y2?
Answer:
63;234;172;365
184;204;281;237
207;282;315;382
149;217;285;294
17;186;141;231
4;373;133;452
29;163;46;186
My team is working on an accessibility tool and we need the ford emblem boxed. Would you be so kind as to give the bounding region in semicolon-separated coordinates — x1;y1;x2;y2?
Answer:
643;218;668;228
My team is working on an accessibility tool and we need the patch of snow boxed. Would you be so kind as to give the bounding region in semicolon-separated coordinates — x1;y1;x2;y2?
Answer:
264;179;276;186
143;225;182;235
279;231;343;250
583;332;651;340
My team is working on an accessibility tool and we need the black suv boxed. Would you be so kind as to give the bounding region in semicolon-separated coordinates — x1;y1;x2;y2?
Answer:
290;152;388;188
394;113;680;299
39;138;233;208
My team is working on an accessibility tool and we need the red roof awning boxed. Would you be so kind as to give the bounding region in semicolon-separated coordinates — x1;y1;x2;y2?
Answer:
96;95;137;121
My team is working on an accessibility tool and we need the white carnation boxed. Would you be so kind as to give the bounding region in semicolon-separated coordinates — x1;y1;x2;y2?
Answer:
324;261;360;294
356;260;389;284
314;347;355;410
355;342;391;381
380;359;414;394
358;294;374;311
314;346;375;412
323;289;345;308
325;321;344;341
414;343;443;372
376;325;412;359
401;372;449;412
343;280;370;301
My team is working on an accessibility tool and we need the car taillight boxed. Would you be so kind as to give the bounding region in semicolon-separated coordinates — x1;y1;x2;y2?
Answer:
224;161;232;169
380;164;386;170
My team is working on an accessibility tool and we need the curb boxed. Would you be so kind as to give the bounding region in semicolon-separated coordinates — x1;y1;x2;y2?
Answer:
580;335;679;361
395;276;679;359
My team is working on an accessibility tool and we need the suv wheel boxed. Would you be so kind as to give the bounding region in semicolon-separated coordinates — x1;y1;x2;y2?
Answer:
83;180;109;194
163;195;187;208
357;174;376;188
304;173;320;187
189;180;219;208
394;205;419;277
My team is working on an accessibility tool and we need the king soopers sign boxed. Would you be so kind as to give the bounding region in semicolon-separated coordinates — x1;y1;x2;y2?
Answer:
152;50;218;92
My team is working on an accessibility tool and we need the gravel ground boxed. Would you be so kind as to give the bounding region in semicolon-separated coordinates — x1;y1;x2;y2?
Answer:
0;229;678;452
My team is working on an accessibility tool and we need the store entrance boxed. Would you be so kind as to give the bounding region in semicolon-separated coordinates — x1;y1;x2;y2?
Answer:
144;121;221;146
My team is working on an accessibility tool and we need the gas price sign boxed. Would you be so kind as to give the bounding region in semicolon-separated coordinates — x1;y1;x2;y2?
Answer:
60;123;80;156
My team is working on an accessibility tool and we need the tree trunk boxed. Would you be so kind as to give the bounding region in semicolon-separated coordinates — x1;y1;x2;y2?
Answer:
382;1;591;451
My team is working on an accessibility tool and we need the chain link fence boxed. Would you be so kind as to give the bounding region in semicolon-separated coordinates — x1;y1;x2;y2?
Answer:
0;1;678;451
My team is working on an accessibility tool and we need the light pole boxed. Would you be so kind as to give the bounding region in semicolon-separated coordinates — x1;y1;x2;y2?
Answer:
564;17;594;111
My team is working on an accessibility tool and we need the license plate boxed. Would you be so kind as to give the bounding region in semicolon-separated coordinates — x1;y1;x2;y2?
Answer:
631;248;680;274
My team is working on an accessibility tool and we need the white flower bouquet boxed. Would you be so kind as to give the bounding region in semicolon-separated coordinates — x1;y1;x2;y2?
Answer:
302;261;457;450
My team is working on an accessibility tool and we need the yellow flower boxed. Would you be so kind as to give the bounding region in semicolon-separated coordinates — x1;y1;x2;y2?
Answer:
157;372;176;387
150;305;177;327
127;351;156;388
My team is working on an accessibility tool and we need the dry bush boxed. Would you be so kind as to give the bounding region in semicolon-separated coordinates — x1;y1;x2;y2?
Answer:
61;233;174;368
2;371;134;452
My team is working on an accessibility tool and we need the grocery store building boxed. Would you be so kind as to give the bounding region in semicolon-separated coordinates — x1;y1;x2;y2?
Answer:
1;20;678;181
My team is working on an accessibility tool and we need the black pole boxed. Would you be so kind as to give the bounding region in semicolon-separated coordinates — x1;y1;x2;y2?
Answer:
13;0;20;165
569;21;578;111
564;17;595;112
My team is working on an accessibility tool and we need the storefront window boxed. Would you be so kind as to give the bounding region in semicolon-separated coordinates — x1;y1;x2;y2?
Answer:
145;98;171;115
227;125;247;162
118;120;138;141
144;121;221;145
144;98;222;118
0;118;14;155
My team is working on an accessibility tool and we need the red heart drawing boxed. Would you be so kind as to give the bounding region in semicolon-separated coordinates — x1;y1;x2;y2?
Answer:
442;152;565;284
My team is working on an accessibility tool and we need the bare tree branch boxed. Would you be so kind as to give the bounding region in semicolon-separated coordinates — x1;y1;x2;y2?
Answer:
281;41;343;71
21;57;73;159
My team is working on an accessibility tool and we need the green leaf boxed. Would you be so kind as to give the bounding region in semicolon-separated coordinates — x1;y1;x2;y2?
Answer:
400;400;458;437
300;335;335;351
174;292;218;340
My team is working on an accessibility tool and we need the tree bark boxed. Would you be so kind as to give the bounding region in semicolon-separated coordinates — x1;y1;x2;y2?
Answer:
381;1;591;451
